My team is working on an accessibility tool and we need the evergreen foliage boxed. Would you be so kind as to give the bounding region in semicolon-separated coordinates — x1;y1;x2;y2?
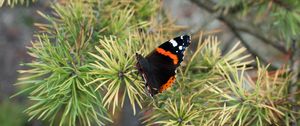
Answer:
3;0;299;125
0;0;36;7
215;0;300;46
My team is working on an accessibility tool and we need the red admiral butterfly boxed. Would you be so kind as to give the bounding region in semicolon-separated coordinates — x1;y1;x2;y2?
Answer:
136;35;191;96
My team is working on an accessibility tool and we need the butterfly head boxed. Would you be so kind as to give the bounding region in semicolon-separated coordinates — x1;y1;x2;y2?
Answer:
135;35;191;97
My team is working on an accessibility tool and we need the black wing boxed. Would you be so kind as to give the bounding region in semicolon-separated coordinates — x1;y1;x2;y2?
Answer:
136;35;191;96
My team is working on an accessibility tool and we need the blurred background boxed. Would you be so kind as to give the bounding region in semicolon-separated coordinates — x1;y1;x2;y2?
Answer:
0;1;48;125
0;0;295;125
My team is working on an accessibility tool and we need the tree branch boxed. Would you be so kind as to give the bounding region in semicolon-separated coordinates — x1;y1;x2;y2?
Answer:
190;0;288;54
288;41;300;126
190;0;290;69
220;16;271;67
272;0;294;11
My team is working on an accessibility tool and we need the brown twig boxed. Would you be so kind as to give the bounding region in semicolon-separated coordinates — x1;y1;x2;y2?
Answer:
219;16;270;65
189;0;288;52
190;0;288;69
288;41;300;126
272;0;294;11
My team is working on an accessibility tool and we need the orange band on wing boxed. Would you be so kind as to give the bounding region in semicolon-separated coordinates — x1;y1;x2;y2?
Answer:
156;48;178;64
159;76;176;93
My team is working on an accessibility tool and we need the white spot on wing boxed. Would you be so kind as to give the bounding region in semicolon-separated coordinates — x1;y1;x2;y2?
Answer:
146;86;152;96
180;36;183;39
169;39;178;47
142;74;147;83
179;46;183;50
176;50;178;53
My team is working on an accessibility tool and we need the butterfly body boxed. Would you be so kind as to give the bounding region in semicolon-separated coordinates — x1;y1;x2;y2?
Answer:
136;35;191;96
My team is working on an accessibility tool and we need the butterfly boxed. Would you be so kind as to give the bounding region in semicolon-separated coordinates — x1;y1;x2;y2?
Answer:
136;35;191;96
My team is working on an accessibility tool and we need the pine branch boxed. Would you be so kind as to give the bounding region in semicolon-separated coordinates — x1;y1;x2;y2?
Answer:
11;0;299;125
190;0;289;54
143;35;295;125
14;0;161;125
219;15;270;66
272;0;294;10
190;0;293;69
288;41;300;126
88;35;145;115
0;0;36;7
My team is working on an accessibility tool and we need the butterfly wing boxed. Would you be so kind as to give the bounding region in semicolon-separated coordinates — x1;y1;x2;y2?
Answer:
136;35;191;96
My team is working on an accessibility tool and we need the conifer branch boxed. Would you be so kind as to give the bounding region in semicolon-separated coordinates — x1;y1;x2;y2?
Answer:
288;41;300;126
190;0;295;54
0;0;36;7
13;0;160;125
190;0;274;67
9;0;299;125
